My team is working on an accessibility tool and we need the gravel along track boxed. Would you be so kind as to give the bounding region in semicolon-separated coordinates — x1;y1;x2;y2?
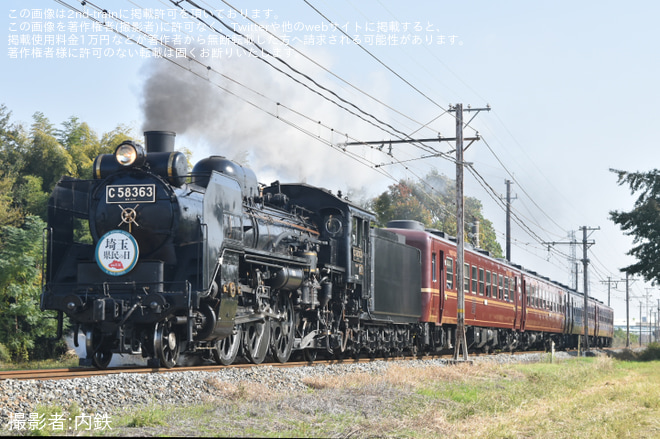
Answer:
0;351;574;430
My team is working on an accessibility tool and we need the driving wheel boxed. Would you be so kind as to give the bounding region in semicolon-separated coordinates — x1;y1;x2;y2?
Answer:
243;320;270;365
270;293;295;363
213;325;243;366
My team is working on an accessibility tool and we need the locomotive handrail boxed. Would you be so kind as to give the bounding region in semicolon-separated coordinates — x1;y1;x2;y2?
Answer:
41;227;52;288
243;248;311;268
199;221;207;292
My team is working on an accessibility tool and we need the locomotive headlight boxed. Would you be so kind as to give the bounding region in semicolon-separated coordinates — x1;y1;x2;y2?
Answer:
115;141;146;167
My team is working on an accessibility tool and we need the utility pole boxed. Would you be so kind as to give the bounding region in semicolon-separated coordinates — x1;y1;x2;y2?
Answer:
626;273;631;348
543;232;578;290
580;226;598;352
545;227;597;352
344;104;490;361
600;277;620;308
502;180;517;262
450;103;490;362
569;230;578;291
454;103;468;361
639;300;642;347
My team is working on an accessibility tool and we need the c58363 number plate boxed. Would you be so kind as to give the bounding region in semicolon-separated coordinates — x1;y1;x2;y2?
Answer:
106;184;156;204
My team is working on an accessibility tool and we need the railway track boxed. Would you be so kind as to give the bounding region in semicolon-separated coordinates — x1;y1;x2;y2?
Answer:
0;350;557;381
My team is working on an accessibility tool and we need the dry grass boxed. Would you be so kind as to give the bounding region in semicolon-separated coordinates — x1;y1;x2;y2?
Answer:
102;353;660;438
205;376;275;402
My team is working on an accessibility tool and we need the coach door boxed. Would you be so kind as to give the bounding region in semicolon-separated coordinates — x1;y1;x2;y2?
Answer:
564;294;572;334
437;249;445;319
517;277;526;332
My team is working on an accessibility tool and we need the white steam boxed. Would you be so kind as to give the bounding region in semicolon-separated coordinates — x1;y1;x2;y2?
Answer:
139;55;390;195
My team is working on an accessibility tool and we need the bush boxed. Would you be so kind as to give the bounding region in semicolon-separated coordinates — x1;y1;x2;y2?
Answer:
0;342;10;362
637;342;660;362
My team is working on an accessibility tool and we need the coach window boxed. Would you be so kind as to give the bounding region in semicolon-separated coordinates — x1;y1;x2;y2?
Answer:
498;275;503;300
432;253;437;283
446;257;454;290
492;273;498;299
479;268;485;296
527;285;532;307
504;277;510;301
471;265;478;294
485;271;491;297
464;264;470;292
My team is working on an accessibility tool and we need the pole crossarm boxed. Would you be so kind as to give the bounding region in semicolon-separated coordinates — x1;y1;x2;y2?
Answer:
343;136;481;146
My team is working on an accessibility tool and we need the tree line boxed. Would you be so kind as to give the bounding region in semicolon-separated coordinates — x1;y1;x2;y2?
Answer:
0;104;132;361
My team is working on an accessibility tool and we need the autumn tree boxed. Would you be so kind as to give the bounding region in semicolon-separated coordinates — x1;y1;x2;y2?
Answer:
370;170;503;257
372;181;433;226
610;168;660;283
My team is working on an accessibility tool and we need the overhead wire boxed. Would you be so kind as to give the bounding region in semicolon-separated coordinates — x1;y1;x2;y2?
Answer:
181;0;449;160
56;0;631;297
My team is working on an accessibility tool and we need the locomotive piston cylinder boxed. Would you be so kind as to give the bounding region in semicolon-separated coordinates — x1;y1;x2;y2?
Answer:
270;267;304;291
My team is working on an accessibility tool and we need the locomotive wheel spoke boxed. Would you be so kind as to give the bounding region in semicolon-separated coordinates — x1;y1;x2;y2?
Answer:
86;330;113;370
243;320;270;365
213;325;243;366
154;319;180;369
270;293;295;363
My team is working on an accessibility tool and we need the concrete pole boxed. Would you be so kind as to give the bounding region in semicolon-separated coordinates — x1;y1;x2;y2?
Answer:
505;180;512;262
582;226;590;352
453;104;468;361
625;273;630;348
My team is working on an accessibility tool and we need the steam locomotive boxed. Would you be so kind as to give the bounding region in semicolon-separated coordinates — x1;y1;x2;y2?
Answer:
40;131;612;368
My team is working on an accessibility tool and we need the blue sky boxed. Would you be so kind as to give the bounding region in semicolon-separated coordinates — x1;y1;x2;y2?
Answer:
3;0;660;321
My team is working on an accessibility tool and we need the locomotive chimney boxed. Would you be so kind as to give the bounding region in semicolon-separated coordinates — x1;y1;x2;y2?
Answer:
144;131;176;153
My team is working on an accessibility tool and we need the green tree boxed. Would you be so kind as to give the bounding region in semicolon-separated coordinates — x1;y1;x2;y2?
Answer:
0;216;65;361
610;168;660;283
23;112;75;191
13;174;49;220
0;172;23;228
57;116;101;179
370;171;503;257
0;104;26;176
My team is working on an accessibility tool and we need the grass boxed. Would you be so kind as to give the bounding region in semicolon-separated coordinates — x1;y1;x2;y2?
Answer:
17;346;660;437
0;353;79;371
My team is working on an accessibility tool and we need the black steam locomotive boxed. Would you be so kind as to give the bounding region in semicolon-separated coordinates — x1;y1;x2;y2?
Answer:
41;131;422;368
